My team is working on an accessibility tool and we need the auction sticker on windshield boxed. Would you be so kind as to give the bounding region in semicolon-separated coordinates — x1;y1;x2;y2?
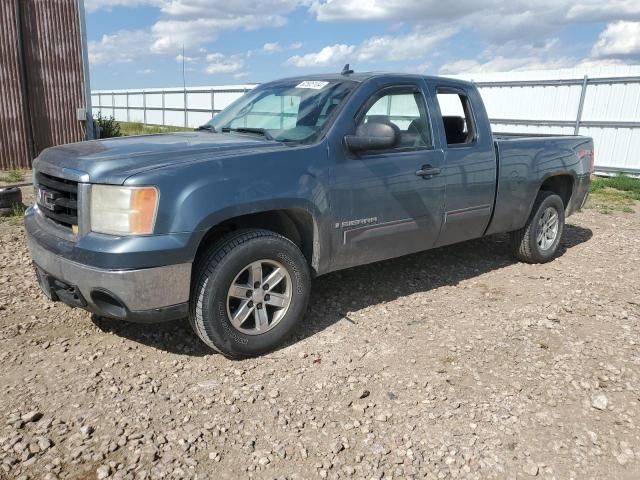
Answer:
296;81;329;89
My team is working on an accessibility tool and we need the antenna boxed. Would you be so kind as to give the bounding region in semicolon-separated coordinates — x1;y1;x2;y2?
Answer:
182;44;186;91
341;63;354;75
182;44;187;127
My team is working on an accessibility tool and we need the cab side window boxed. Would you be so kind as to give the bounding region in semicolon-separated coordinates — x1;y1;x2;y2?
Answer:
358;90;432;150
436;90;476;145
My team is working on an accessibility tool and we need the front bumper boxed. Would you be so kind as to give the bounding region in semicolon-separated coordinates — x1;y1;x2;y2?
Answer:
25;211;192;323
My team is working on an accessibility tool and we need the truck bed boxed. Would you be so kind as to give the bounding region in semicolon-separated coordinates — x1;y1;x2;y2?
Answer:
485;133;594;236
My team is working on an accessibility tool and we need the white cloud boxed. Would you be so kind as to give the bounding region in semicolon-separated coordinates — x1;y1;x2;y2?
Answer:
88;30;152;64
150;14;289;53
287;28;455;67
87;1;298;57
439;54;629;77
592;21;640;59
87;0;640;79
438;20;640;76
287;44;355;67
310;0;474;23
356;28;457;62
438;38;573;74
310;0;640;24
152;1;297;53
84;0;162;13
204;53;244;74
262;42;282;54
158;0;298;18
175;53;199;63
310;0;640;45
565;2;640;22
247;41;303;57
439;56;575;75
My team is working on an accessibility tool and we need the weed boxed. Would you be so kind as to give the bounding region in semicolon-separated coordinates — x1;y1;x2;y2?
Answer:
2;203;26;227
590;174;640;199
587;175;640;213
119;122;191;137
0;169;25;183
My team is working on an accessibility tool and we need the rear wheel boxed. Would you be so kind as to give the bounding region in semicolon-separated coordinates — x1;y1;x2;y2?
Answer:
510;191;565;263
189;229;311;358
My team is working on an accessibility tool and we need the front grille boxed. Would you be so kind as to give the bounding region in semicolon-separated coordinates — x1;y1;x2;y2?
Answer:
35;172;78;229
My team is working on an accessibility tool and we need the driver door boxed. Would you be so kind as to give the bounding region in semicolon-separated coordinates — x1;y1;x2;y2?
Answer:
329;84;445;271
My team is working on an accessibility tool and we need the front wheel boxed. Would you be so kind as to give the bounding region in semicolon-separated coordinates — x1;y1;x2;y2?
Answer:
189;229;311;358
510;191;565;264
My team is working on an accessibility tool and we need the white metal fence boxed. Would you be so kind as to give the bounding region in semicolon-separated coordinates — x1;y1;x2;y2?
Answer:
474;78;640;176
454;65;640;176
91;84;257;130
92;66;640;175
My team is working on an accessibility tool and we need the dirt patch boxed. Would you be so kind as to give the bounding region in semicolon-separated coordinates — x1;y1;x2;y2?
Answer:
1;202;639;479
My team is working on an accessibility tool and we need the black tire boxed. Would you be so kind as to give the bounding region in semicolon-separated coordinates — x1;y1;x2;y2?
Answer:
510;191;565;264
189;229;311;358
0;187;22;209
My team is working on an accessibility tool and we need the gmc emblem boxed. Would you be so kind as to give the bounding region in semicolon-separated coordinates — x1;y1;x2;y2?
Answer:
37;187;58;211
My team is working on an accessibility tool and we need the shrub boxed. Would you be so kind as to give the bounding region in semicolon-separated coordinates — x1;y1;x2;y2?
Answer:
95;113;121;138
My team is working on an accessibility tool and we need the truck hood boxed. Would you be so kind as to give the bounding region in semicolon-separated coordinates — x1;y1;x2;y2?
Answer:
35;132;284;184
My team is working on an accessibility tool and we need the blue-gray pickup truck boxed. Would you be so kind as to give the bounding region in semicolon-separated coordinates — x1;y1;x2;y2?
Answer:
25;70;593;357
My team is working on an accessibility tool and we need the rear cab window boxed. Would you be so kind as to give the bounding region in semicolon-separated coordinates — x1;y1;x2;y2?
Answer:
436;88;477;146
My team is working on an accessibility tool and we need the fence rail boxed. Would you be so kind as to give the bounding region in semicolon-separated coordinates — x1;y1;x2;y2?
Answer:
91;86;255;131
473;74;640;176
92;74;640;176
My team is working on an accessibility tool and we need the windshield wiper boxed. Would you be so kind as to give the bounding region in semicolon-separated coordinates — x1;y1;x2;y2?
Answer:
195;124;216;132
221;127;274;141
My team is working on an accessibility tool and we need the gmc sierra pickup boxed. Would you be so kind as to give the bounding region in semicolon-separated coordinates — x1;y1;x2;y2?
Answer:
25;70;593;358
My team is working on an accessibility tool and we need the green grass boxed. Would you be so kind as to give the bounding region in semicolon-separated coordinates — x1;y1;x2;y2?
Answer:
590;175;640;199
119;121;191;137
2;203;26;227
0;169;25;183
587;174;640;213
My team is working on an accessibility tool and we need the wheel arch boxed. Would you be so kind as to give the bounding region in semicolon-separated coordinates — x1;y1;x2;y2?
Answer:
538;173;575;211
192;206;320;276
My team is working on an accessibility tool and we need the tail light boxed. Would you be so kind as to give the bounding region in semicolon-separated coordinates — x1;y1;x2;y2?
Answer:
578;147;595;175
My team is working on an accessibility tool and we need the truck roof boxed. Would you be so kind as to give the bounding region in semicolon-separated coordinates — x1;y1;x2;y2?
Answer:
269;71;474;88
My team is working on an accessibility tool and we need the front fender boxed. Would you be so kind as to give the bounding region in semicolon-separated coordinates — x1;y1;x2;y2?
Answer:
125;142;332;268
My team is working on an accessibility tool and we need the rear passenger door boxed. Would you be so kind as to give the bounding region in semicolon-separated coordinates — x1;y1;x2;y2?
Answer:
430;85;497;246
329;83;445;271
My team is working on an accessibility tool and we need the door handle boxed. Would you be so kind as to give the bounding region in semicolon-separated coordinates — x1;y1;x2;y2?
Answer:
415;165;441;177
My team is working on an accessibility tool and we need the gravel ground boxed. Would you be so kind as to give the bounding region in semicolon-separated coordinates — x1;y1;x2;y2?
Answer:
1;189;639;480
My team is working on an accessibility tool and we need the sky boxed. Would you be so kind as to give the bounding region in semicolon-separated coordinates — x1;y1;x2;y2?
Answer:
85;0;640;90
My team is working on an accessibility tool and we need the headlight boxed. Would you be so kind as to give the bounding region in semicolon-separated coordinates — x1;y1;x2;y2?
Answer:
90;185;159;235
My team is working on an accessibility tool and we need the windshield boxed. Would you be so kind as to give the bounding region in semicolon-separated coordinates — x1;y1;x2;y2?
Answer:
204;79;357;143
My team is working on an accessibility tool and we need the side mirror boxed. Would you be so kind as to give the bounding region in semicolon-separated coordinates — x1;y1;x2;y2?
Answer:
344;121;398;152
